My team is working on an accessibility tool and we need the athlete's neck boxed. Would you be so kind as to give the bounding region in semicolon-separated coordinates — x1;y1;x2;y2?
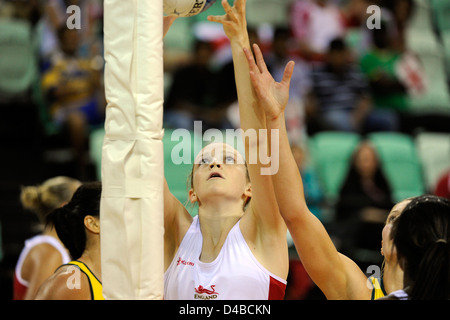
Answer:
383;261;404;294
42;225;58;238
197;201;244;262
79;237;101;281
198;197;245;224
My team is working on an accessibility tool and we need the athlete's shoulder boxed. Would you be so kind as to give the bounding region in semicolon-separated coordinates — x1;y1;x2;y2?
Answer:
34;265;91;300
27;242;64;267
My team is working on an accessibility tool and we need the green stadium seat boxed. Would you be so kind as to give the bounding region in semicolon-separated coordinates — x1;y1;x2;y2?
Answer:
0;18;38;96
415;132;450;192
163;16;194;53
309;131;361;201
319;160;353;200
431;0;450;32
164;128;202;216
311;131;361;165
367;132;419;163
89;127;106;180
368;133;425;202
382;161;425;202
246;0;291;27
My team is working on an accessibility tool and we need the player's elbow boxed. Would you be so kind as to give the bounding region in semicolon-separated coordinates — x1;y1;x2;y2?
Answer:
281;203;311;228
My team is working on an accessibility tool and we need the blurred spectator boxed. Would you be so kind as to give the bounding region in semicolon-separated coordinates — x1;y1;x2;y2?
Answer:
339;0;387;58
359;21;419;133
434;170;450;200
14;176;81;300
265;27;311;143
290;0;346;61
305;37;372;134
291;143;324;220
41;26;104;179
340;0;375;29
381;0;415;53
165;39;231;131
334;141;394;261
266;27;312;100
40;0;103;67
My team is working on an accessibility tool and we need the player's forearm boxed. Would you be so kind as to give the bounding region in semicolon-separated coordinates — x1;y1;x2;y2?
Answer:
266;115;309;221
230;40;266;132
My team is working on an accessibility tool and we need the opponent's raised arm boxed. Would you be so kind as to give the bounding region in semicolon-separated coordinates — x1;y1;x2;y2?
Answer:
244;44;370;300
245;44;294;122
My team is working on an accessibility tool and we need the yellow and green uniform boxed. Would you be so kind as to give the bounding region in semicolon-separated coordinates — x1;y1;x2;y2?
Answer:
370;277;387;300
67;260;104;300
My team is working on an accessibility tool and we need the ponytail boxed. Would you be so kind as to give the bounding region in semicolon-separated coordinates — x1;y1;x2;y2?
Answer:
408;239;449;300
392;195;450;300
46;205;87;260
20;186;42;214
20;176;81;223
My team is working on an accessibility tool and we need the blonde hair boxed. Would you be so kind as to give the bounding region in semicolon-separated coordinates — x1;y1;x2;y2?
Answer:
20;176;81;223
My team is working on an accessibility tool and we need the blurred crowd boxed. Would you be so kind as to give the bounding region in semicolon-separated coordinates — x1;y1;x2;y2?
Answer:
0;0;104;178
0;0;449;300
164;0;447;135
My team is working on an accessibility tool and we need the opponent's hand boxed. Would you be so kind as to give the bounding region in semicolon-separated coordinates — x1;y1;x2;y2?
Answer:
243;43;295;121
207;0;247;43
163;16;177;38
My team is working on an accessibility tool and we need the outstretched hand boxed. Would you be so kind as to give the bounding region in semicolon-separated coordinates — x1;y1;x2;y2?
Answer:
243;43;295;121
207;0;247;42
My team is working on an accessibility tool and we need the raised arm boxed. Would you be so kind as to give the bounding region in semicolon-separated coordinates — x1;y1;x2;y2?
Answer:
208;0;264;131
244;44;370;300
208;0;287;278
208;0;284;224
162;14;193;271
